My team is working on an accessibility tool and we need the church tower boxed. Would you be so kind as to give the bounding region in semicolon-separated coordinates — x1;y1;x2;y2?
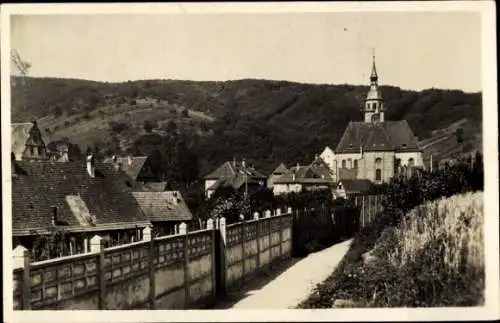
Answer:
364;53;385;123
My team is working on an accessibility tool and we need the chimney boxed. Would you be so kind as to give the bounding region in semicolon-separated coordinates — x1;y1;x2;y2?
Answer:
241;158;246;168
360;145;363;156
233;157;236;167
87;154;96;177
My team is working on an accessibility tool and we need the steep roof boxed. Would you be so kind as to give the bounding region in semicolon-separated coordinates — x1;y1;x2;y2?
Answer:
338;179;373;193
132;191;193;222
12;160;150;236
335;121;420;153
271;163;288;175
103;156;149;180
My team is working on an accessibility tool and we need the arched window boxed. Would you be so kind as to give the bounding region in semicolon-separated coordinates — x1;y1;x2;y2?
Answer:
341;160;346;168
353;159;358;169
375;158;382;181
347;158;352;169
408;158;415;167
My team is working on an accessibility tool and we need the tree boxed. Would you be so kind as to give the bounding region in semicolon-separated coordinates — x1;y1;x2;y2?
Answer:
31;229;69;261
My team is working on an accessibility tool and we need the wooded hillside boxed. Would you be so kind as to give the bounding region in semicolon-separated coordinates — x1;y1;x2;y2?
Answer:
11;76;482;179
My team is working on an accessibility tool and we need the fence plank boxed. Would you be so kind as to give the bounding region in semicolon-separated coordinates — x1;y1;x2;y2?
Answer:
183;228;190;309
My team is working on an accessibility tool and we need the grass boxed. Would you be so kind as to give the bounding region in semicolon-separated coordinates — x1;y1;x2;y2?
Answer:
298;191;484;308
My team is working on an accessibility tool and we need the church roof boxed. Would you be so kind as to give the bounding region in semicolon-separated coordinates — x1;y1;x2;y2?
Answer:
335;120;420;153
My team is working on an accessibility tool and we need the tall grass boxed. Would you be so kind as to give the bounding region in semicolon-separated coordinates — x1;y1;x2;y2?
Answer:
383;191;484;274
298;191;485;308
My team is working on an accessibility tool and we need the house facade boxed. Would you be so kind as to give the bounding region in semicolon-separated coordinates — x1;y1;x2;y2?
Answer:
272;157;334;196
204;158;267;199
320;55;424;184
267;163;288;189
11;155;151;261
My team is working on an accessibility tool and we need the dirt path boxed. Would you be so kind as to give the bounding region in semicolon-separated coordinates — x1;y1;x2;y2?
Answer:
215;239;352;309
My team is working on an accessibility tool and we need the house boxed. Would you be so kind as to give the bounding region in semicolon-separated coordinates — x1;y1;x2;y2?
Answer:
103;155;158;183
272;157;334;196
11;120;49;161
131;190;193;237
267;163;288;189
204;158;267;199
334;179;373;199
11;154;151;260
320;55;424;184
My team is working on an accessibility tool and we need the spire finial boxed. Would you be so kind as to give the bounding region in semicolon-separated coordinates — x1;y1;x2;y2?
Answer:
370;48;378;83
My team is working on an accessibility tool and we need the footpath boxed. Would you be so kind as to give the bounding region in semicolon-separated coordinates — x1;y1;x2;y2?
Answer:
214;239;352;309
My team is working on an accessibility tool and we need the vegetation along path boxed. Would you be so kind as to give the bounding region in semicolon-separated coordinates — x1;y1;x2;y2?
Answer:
216;239;352;309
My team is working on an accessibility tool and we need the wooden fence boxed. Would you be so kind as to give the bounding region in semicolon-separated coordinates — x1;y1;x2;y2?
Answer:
354;195;385;228
12;211;293;310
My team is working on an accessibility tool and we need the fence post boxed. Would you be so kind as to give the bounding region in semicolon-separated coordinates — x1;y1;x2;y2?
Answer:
276;208;281;216
180;222;190;309
265;210;271;218
241;217;246;286
148;236;156;309
278;210;283;260
207;219;217;304
219;217;227;295
256;214;261;271
253;212;259;220
94;237;106;310
142;226;152;242
21;250;31;310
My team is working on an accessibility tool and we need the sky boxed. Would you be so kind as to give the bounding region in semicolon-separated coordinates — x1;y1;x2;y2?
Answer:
10;11;482;92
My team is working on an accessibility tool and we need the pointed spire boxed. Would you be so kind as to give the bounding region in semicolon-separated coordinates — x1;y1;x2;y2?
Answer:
370;48;378;83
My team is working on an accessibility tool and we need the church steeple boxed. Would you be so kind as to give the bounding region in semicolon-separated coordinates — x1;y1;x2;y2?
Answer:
364;50;385;123
370;51;378;84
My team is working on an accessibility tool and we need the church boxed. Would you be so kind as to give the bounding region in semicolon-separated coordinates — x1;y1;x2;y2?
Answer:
320;55;424;184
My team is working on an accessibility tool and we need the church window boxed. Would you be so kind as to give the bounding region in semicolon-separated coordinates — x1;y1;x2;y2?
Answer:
353;160;358;168
341;160;346;168
347;158;352;168
408;158;415;167
375;158;382;181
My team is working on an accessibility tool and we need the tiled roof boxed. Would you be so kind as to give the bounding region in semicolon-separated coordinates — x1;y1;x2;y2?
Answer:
132;191;193;222
274;162;334;185
12;160;150;235
335;121;420;153
338;179;373;193
103;156;149;180
204;161;267;181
